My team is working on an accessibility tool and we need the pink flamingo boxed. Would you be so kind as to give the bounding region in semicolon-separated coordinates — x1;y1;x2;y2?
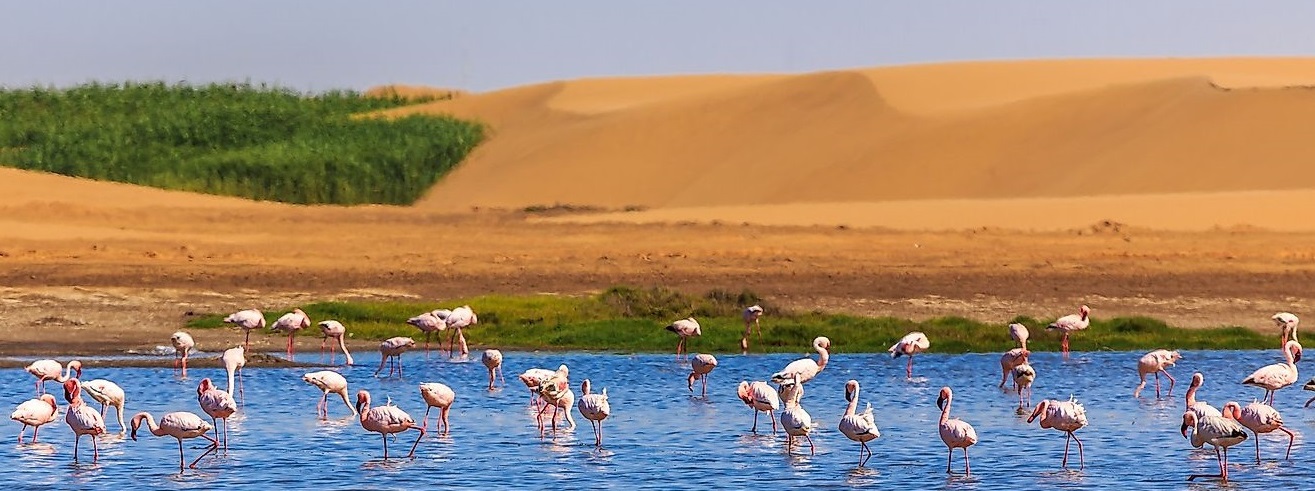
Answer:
535;365;576;435
688;353;718;397
223;309;266;351
196;378;237;451
664;317;701;359
445;306;477;358
1009;322;1030;350
356;390;425;459
130;411;217;472
838;380;880;466
1242;339;1302;405
222;345;246;404
10;394;58;443
1275;312;1300;344
1182;408;1248;482
419;383;456;435
1048;305;1090;355
1134;349;1182;398
1186;372;1222;418
303;371;357;418
741;305;764;352
482;349;505;390
1011;363;1036;409
889;332;930;380
999;348;1030;388
519;368;555;408
577;379;610;446
171;331;195;378
1227;400;1295;463
737;381;781;433
375;337;416;377
317;320;354;365
937;386;978;475
271;308;311;359
63;379;106;462
80;379;127;433
26;359;81;395
770;336;831;386
1028;398;1089;469
406;310;448;352
778;374;815;455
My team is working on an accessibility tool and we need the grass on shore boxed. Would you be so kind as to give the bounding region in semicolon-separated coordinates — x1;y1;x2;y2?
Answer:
186;286;1275;354
0;81;483;205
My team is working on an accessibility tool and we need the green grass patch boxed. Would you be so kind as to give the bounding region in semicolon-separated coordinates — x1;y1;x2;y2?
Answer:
0;81;483;205
186;286;1275;353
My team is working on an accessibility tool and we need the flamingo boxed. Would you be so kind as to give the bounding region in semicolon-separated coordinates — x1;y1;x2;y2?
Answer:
170;331;195;378
1011;362;1036;409
10;394;58;443
1186;372;1222;418
419;383;456;435
1027;397;1089;469
741;305;764;352
1181;409;1248;482
375;337;416;378
271;308;311;359
838;380;880;467
303;370;357;418
737;381;781;434
519;368;555;408
221;345;246;403
889;332;930;379
481;349;505;390
318;320;354;365
445;305;477;358
196;378;237;452
63;379;106;462
999;348;1030;388
577;379;611;447
665;317;701;359
1134;349;1182;398
770;336;831;386
1009;322;1030;350
356;390;425;459
1275;312;1300;344
406;311;447;352
688;353;717;397
536;372;577;436
937;386;978;475
26;359;81;396
1048;305;1090;355
223;309;266;351
1226;400;1294;464
778;374;814;455
1303;377;1315;407
1242;339;1302;405
130;411;218;472
80;378;127;433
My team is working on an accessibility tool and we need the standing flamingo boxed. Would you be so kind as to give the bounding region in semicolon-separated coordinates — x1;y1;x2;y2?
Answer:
1275;312;1300;344
1028;398;1089;469
1242;339;1302;405
419;383;456;435
741;305;764;352
445;305;477;358
1227;400;1295;463
406;310;448;352
889;332;930;380
1181;409;1248;482
26;359;81;396
999;348;1030;388
356;390;425;459
1186;372;1222;418
223;309;266;351
10;394;58;443
688;353;718;397
1134;349;1183;398
318;320;354;365
536;374;577;436
778;374;815;455
770;336;831;386
1011;363;1037;409
1048;305;1090;355
665;317;701;359
1009;322;1030;350
63;379;106;462
375;337;416;378
80;379;127;433
519;368;555;408
303;370;357;418
171;331;195;378
737;381;781;434
271;308;311;359
130;411;218;472
577;379;611;447
482;349;505;390
221;345;246;403
937;386;978;475
196;378;237;452
838;380;880;466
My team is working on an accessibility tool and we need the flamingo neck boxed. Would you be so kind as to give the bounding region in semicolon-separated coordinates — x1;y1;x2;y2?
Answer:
356;398;370;421
1185;384;1201;408
1020;339;1028;351
845;389;859;416
226;367;237;395
940;396;951;424
339;337;354;365
816;345;829;370
136;413;164;436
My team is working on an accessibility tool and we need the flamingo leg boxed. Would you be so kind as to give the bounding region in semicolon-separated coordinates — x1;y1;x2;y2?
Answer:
1063;432;1070;467
751;409;759;433
244;330;251;352
407;426;425;458
1189;447;1226;481
770;410;778;434
946;447;952;474
382;433;389;460
189;434;220;469
16;424;25;444
906;356;914;379
32;425;40;442
374;355;387;376
1154;372;1162;398
964;447;971;476
441;407;450;435
1000;367;1009;388
1163;369;1176;396
805;434;815;455
72;434;79;461
702;375;709;397
92;434;99;462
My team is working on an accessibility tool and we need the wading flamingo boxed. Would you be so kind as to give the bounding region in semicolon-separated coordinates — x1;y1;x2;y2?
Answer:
1009;322;1030;350
1242;339;1302;405
1227;400;1295;463
999;348;1030;388
26;359;81;396
1134;349;1182;398
375;337;416;378
838;380;880;467
63;379;106;462
577;379;611;446
131;411;217;472
10;394;58;443
171;331;195;378
770;336;831;386
1048;305;1090;355
406;310;447;352
356;390;424;459
318;320;354;365
937;386;978;475
1182;409;1248;482
665;317;701;359
536;372;577;436
1012;362;1036;409
196;378;237;451
223;309;265;351
445;306;477;357
1186;372;1222;418
778;374;814;455
482;349;505;390
272;308;311;359
222;345;246;403
519;368;555;408
1028;398;1089;469
419;383;456;435
303;371;356;418
80;378;127;433
737;381;780;434
741;305;764;352
688;353;717;397
889;332;930;380
1275;312;1300;344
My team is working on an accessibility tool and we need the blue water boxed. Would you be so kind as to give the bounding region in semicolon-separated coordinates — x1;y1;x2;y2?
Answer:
1;349;1313;489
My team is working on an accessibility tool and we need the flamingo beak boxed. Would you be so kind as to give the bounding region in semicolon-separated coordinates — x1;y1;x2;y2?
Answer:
1180;424;1189;439
936;395;946;411
845;387;854;402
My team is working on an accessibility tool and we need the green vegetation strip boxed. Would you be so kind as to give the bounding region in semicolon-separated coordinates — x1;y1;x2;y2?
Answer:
187;286;1274;353
0;82;483;205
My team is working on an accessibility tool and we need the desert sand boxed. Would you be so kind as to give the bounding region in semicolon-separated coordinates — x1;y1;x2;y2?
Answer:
5;57;1315;356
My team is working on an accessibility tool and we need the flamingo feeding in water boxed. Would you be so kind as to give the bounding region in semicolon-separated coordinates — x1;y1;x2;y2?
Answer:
445;306;477;357
375;337;416;378
10;394;58;443
737;381;781;434
741;305;764;352
1275;312;1300;344
171;331;195;378
1009;322;1030;350
999;348;1030;388
1134;349;1182;398
838;380;880;467
519;368;555;408
770;336;831;387
778;374;815;455
317;320;354;365
303;370;357;418
889;332;930;380
937;386;978;475
577;379;611;447
665;317;701;359
1011;362;1037;409
1048;305;1090;355
26;359;81;396
356;389;425;459
1227;400;1295;463
1242;339;1302;405
688;353;717;397
222;345;246;403
271;308;311;359
63;379;106;462
406;310;448;352
419;382;456;435
196;378;237;451
130;411;218;472
80;378;127;433
1027;398;1089;469
1181;408;1248;482
223;309;265;351
481;349;505;390
535;365;576;435
1186;372;1222;418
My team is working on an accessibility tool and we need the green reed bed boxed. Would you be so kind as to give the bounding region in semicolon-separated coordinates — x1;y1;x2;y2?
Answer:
186;286;1274;354
0;81;483;204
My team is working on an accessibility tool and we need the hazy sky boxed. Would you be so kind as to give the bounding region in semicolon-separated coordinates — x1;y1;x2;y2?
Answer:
5;1;1315;92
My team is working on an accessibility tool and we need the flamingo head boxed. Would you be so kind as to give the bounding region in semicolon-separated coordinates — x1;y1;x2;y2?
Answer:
1026;400;1048;423
815;336;832;350
39;394;57;409
355;390;371;413
844;379;859;402
736;381;752;403
68;360;83;379
1292;341;1305;363
197;377;215;396
62;379;80;402
936;387;952;411
1180;411;1198;439
130;412;148;441
1189;372;1204;389
1222;401;1242;419
1165;351;1182;365
1079;305;1090;318
580;379;592;395
686;372;697;391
